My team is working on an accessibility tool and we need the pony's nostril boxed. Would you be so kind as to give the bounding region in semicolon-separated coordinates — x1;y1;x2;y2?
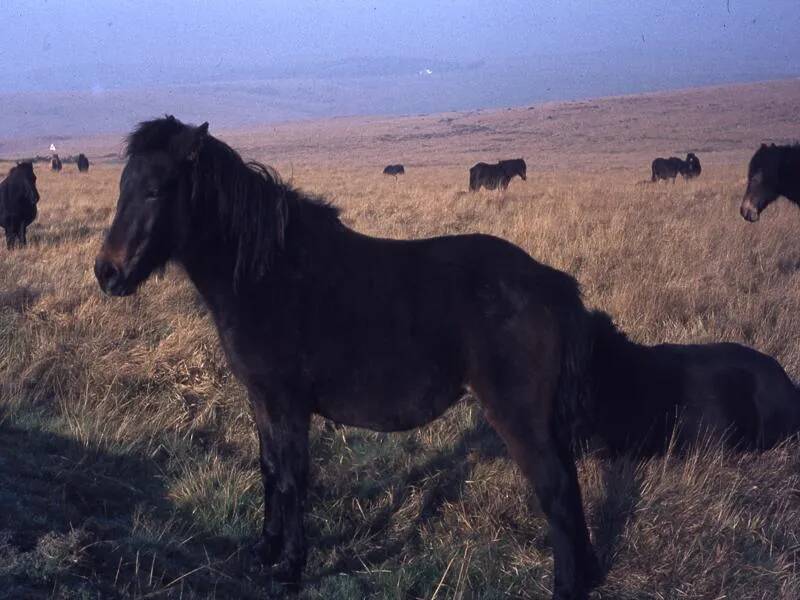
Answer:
95;258;120;289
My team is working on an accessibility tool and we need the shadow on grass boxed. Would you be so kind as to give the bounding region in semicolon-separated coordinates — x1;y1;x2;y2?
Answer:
592;458;643;577
28;222;102;247
0;421;163;596
309;416;642;591
0;420;264;598
0;286;41;313
310;415;507;582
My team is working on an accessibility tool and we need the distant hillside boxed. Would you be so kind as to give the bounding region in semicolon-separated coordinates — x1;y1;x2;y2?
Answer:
4;78;798;176
2;49;798;156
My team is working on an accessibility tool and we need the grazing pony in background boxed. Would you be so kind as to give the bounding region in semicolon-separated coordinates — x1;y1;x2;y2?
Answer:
0;162;39;249
382;164;405;177
740;143;800;222
469;158;527;191
682;152;702;179
50;154;62;172
77;153;90;172
651;153;701;182
95;116;601;599
586;311;800;456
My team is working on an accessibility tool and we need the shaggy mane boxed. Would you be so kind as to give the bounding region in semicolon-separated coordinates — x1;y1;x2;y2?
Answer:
127;116;341;286
589;310;631;349
748;143;800;177
8;162;34;181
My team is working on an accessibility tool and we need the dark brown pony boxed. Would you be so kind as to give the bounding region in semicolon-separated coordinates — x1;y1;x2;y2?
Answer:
650;153;701;183
77;153;90;172
740;143;800;222
382;164;405;176
94;116;600;599
0;161;39;249
586;311;800;456
469;158;527;191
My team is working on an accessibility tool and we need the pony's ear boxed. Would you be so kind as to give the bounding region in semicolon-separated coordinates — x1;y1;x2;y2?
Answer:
188;122;209;161
176;122;209;161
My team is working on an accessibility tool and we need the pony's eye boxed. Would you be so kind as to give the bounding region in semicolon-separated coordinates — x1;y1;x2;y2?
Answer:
146;189;159;198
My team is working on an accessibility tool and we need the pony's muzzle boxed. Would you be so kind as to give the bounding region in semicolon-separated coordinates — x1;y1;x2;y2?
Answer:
95;256;130;296
740;197;759;222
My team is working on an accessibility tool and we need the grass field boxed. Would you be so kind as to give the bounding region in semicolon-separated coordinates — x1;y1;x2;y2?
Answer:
1;80;800;599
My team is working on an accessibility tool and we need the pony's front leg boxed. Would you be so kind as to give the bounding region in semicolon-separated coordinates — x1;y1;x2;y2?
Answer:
4;226;14;250
250;394;311;592
252;422;285;566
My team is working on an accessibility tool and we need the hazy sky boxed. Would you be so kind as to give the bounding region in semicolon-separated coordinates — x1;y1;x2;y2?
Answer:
1;0;799;144
2;0;798;87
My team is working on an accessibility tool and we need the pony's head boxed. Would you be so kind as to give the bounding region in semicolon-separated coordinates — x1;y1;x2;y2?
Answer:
95;116;208;296
12;162;39;204
501;158;526;181
741;144;782;223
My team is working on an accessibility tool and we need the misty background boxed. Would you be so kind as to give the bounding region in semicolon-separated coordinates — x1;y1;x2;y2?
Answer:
1;1;799;147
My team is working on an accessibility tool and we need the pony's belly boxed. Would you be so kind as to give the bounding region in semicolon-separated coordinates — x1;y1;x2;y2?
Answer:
314;376;467;432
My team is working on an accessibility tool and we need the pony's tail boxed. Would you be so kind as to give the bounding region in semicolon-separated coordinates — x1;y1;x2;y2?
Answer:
555;306;594;448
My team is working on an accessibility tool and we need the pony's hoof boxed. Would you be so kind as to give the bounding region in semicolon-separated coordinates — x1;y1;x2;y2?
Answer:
552;590;588;600
552;578;593;600
270;559;302;595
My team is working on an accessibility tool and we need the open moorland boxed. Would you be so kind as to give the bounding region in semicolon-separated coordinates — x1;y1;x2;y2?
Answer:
1;79;800;599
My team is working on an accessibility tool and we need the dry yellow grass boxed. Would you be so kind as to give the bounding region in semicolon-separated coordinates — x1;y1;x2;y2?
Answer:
1;80;800;599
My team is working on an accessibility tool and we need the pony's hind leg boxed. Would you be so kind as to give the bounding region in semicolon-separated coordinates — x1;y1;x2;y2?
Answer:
477;382;599;600
3;225;15;250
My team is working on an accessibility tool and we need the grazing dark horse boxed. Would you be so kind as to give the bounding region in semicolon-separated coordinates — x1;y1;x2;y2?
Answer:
51;154;62;172
740;143;800;222
586;311;800;456
77;153;90;172
95;116;600;599
0;162;39;249
469;158;527;191
651;153;701;182
382;164;405;177
683;152;701;179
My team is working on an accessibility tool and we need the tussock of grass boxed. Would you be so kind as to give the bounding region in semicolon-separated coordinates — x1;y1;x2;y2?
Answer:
3;83;800;598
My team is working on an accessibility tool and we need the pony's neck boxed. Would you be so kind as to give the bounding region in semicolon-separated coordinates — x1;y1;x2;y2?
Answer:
780;147;800;202
178;227;241;312
174;182;246;309
170;145;343;314
173;180;340;313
